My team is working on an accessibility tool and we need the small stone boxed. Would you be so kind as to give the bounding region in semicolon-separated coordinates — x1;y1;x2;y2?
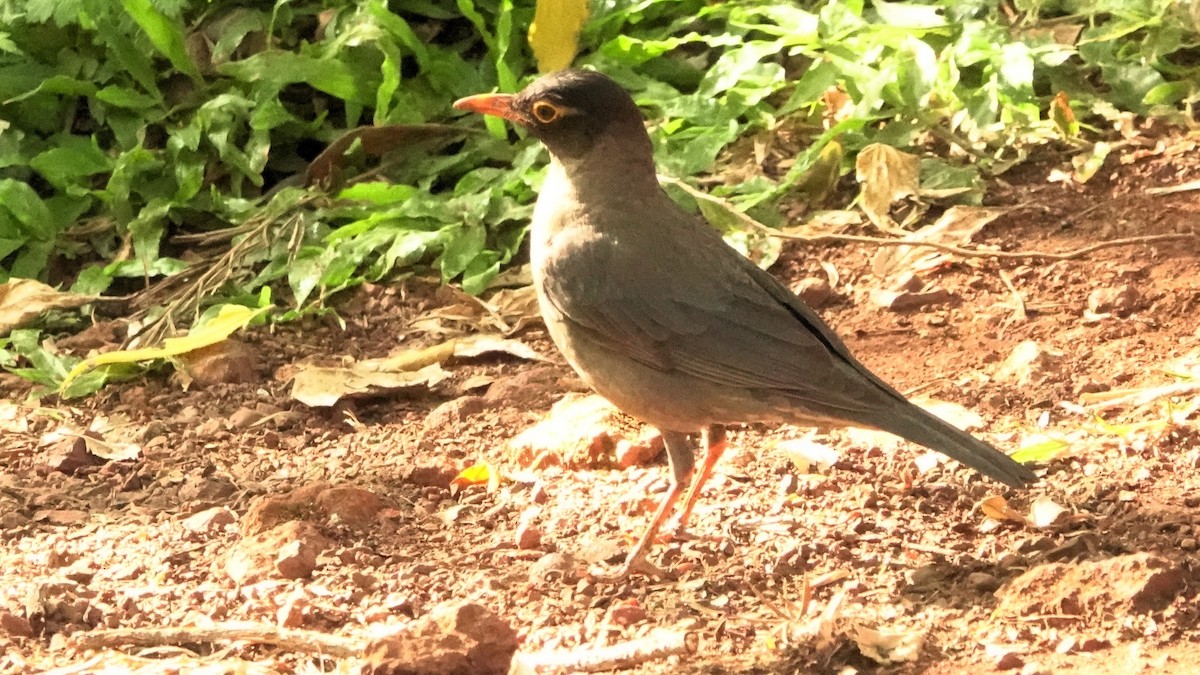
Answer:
871;286;955;311
225;520;332;584
315;486;383;529
994;340;1063;387
1180;538;1197;551
228;407;264;430
182;507;236;535
528;552;582;586
515;517;542;551
607;601;646;627
38;435;105;476
967;571;1001;593
0;610;33;637
613;433;663;469
1086;284;1141;317
180;338;262;386
793;277;836;308
366;602;518;675
995;651;1024;670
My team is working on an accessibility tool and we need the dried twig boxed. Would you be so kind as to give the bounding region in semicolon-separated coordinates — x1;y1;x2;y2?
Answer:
659;175;1199;262
997;268;1027;323
63;622;363;658
1146;179;1200;195
510;628;697;674
1080;380;1200;411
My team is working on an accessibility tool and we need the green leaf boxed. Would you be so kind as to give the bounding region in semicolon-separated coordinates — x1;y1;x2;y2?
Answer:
30;136;112;188
121;0;202;81
438;223;487;280
0;179;53;240
219;51;374;104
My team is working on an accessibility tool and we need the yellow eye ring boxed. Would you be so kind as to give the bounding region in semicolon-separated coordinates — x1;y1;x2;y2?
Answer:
531;100;560;123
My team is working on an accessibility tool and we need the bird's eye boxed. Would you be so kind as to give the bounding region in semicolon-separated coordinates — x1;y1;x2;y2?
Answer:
530;100;561;124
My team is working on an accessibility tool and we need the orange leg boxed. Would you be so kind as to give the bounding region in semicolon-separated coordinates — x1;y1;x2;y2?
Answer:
672;424;727;534
615;430;696;577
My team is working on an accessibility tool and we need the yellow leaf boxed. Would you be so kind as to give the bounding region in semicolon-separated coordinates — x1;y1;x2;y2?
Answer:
60;304;270;391
451;462;501;493
528;0;589;73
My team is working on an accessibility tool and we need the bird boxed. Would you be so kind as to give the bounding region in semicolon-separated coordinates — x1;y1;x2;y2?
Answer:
454;69;1036;576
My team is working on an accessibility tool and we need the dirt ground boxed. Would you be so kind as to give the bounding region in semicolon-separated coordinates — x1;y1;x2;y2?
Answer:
1;140;1199;674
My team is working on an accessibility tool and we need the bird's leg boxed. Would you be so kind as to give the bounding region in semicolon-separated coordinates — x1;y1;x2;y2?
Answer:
671;424;728;535
615;430;695;577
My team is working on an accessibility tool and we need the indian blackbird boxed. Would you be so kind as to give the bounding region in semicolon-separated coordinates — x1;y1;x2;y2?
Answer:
454;69;1036;576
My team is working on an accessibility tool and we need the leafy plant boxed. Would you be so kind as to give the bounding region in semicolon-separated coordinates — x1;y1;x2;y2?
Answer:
0;0;1196;394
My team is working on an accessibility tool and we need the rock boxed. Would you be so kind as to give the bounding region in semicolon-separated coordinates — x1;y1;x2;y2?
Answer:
871;287;955;311
1086;284;1141;317
508;394;648;470
515;509;542;550
613;433;664;469
0;610;33;637
180;339;262;387
242;482;383;535
228;406;265;430
37;435;106;476
404;465;458;489
792;277;836;308
314;486;383;529
366;602;518;675
528;552;583;586
423;395;489;432
607;601;646;627
225;520;332;584
182;506;236;536
966;571;1001;593
994;650;1024;670
994;553;1184;621
994;340;1063;387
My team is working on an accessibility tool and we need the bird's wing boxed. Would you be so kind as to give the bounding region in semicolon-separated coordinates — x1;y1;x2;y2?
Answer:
539;230;901;420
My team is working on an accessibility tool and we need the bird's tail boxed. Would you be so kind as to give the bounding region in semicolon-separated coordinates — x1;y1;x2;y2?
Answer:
873;400;1036;488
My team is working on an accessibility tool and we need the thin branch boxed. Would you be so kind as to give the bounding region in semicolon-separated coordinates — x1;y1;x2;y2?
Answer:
511;628;697;674
64;622;362;658
659;175;1199;262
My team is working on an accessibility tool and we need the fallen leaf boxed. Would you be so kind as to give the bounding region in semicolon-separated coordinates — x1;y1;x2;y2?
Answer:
452;334;544;362
979;495;1027;525
451;462;501;494
0;279;96;336
290;361;448;407
851;624;924;664
61;304;270;391
872;206;1006;279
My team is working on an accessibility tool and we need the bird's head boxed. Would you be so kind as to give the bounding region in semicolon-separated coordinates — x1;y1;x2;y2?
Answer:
453;69;652;166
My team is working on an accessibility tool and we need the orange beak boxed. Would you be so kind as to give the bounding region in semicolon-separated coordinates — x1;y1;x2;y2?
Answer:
453;93;527;124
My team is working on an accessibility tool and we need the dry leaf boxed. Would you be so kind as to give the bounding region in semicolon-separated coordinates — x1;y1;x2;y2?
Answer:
979;495;1027;525
855;143;920;230
0;279;96;337
851;624;924;664
871;206;1006;279
290;361;448;407
452;334;543;362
